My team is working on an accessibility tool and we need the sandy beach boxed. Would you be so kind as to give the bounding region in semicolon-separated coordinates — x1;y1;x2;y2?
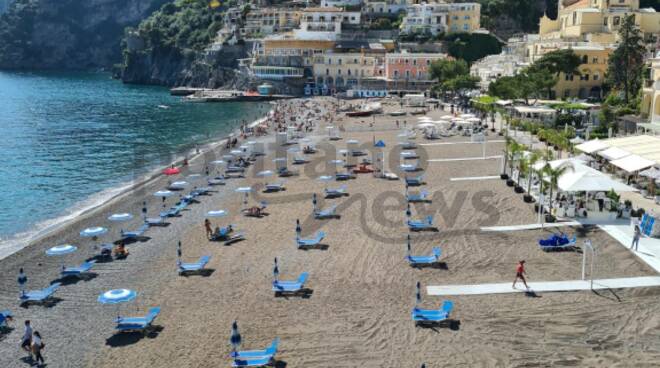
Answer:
1;97;659;368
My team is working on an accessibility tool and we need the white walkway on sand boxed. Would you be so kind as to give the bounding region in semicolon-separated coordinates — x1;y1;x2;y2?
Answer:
480;222;581;232
427;276;660;296
450;176;500;182
420;140;505;146
597;223;660;273
427;155;502;162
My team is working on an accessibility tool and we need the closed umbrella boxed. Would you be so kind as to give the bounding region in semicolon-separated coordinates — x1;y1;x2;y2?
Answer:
207;210;228;218
273;258;279;281
406;235;411;258
230;321;242;353
415;281;421;307
98;288;137;319
312;193;317;212
295;219;301;236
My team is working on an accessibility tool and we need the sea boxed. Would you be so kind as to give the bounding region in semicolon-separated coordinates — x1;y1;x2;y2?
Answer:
0;71;269;257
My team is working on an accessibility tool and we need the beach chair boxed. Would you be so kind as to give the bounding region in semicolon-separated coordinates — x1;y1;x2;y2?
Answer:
160;200;188;218
121;223;149;240
381;171;399;180
407;248;442;267
412;301;454;326
226;166;246;173
296;231;325;249
231;338;279;359
61;260;96;278
273;272;309;294
211;226;245;245
400;142;417;149
232;356;273;367
208;177;226;186
19;283;61;305
405;175;424;186
292;155;309;165
314;204;338;219
325;185;347;198
115;306;161;333
350;149;367;157
335;172;355;181
264;181;286;192
407;190;430;203
0;310;12;328
277;167;296;177
177;255;211;275
191;187;211;196
408;216;436;231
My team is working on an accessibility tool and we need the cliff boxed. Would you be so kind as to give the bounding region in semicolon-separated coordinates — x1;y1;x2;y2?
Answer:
0;0;169;70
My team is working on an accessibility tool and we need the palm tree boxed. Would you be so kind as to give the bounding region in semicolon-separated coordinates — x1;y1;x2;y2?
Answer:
507;140;523;181
524;150;543;201
542;162;574;220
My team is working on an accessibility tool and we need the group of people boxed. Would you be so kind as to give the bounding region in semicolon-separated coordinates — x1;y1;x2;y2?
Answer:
19;320;45;365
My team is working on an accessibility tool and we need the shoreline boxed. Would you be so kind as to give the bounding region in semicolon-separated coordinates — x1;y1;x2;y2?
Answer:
0;109;272;261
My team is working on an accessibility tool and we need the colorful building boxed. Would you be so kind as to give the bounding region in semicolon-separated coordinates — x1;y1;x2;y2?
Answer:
242;8;301;38
641;53;660;125
400;1;481;35
385;52;447;91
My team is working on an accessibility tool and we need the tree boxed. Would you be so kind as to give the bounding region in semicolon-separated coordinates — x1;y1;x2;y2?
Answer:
488;76;519;100
542;162;574;219
607;14;646;105
429;59;477;100
533;49;582;78
444;33;502;64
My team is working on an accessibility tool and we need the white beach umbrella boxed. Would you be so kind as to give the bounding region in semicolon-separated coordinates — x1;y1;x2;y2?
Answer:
211;160;225;165
154;190;174;208
207;210;228;218
416;123;434;129
439;115;453;121
46;244;77;269
98;288;137;319
460;113;476;119
169;181;188;189
466;117;481;123
108;213;133;222
80;227;108;238
347;139;360;144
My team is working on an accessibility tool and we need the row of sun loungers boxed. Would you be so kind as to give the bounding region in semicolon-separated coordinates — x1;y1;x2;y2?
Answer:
407;190;430;203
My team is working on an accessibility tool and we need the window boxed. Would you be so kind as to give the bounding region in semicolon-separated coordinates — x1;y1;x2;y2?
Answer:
405;59;409;64
426;60;431;66
603;17;608;26
592;57;598;64
613;16;620;26
394;70;399;78
326;69;329;75
338;59;342;65
405;70;410;78
593;72;599;81
338;69;341;75
453;16;458;20
464;15;470;20
463;24;469;30
581;55;588;64
348;69;351;76
328;58;331;64
564;90;570;98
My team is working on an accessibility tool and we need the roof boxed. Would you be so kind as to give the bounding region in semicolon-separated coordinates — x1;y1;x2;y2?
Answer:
575;139;608;154
610;155;656;173
582;135;660;166
597;146;631;161
513;106;555;114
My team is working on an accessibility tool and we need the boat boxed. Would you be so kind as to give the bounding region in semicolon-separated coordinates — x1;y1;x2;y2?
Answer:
346;102;383;117
389;111;406;116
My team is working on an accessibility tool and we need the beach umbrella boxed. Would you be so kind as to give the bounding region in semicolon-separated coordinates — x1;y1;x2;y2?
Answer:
17;268;27;296
163;167;180;176
108;213;133;222
460;113;476;119
273;258;279;280
416;123;434;129
640;167;660;180
415;281;421;307
222;154;234;161
154;190;174;208
439;115;453;121
406;203;411;219
230;321;242;353
177;241;182;259
467;117;481;123
207;210;228;218
46;244;77;257
80;227;108;240
235;187;252;209
296;219;301;236
312;193;317;212
329;159;344;173
169;181;188;190
406;235;411;258
257;170;273;178
347;139;360;144
98;288;137;319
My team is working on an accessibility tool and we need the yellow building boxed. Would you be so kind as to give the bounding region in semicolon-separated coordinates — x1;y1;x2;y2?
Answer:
446;2;481;33
312;52;377;90
242;8;301;38
526;0;660;99
641;54;660;125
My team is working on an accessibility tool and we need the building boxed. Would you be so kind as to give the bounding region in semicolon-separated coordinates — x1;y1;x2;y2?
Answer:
321;0;362;8
524;0;660;99
641;53;660;125
294;7;361;39
400;2;481;36
242;8;301;38
363;0;407;15
312;51;377;92
470;53;529;90
385;51;447;91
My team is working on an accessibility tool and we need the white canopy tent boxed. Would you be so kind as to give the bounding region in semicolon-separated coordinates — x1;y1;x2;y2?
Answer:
609;155;656;173
532;158;594;172
558;171;638;192
575;139;608;154
597;146;631;161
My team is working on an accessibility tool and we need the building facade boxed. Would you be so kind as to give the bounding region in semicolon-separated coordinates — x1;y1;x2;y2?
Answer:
312;52;377;91
470;53;529;90
385;52;447;91
242;8;301;38
641;54;660;124
400;2;480;35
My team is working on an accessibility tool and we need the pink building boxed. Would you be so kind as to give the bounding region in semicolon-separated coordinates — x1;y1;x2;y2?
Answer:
385;52;447;82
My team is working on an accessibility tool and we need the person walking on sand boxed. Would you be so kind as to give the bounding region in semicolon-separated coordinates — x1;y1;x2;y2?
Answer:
31;331;45;365
204;219;213;239
512;260;529;290
631;224;641;251
19;320;33;360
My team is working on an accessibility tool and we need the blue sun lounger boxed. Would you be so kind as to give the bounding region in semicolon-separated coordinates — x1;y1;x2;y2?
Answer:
412;301;453;325
61;260;96;278
231;338;279;359
401;151;419;159
539;235;577;251
405;175;424;186
407;247;441;266
273;273;309;293
264;181;286;192
115;307;161;332
0;310;12;327
314;204;338;219
401;142;417;149
160;201;188;218
293;156;309;165
325;185;347;198
407;190;430;203
296;231;325;249
19;283;61;304
146;217;166;226
335;172;355;181
177;256;211;275
400;163;419;172
121;223;149;239
408;216;435;231
232;356;273;367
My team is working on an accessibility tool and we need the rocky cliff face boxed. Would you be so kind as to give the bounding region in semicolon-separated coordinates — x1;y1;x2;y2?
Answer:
0;0;169;70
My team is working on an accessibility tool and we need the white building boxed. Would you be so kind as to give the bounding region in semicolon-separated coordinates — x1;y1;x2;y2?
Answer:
294;7;361;40
470;53;529;91
321;0;362;8
363;0;407;15
399;3;448;36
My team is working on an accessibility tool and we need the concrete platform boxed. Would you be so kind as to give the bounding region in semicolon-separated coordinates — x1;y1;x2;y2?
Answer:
480;222;581;232
428;155;502;162
450;176;500;182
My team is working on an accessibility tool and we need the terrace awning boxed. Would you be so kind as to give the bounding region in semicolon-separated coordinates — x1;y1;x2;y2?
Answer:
609;155;655;173
558;171;637;192
575;139;608;154
598;147;631;161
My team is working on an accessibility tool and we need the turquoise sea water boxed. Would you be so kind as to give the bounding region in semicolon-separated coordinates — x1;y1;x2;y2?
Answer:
0;71;267;246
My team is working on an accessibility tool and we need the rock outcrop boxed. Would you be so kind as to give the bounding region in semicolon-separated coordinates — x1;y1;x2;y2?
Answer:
0;0;169;70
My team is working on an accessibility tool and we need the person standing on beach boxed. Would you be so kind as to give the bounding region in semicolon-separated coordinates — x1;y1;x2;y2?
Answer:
204;219;213;239
512;260;529;290
631;224;641;251
19;320;32;360
31;331;45;365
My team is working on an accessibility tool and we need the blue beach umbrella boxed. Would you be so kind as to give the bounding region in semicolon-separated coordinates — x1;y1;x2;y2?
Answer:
46;244;77;269
273;258;279;281
17;268;27;296
80;227;108;240
230;321;242;353
98;288;137;319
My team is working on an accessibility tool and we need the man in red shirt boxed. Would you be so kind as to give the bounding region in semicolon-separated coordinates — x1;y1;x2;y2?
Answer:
513;260;529;290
